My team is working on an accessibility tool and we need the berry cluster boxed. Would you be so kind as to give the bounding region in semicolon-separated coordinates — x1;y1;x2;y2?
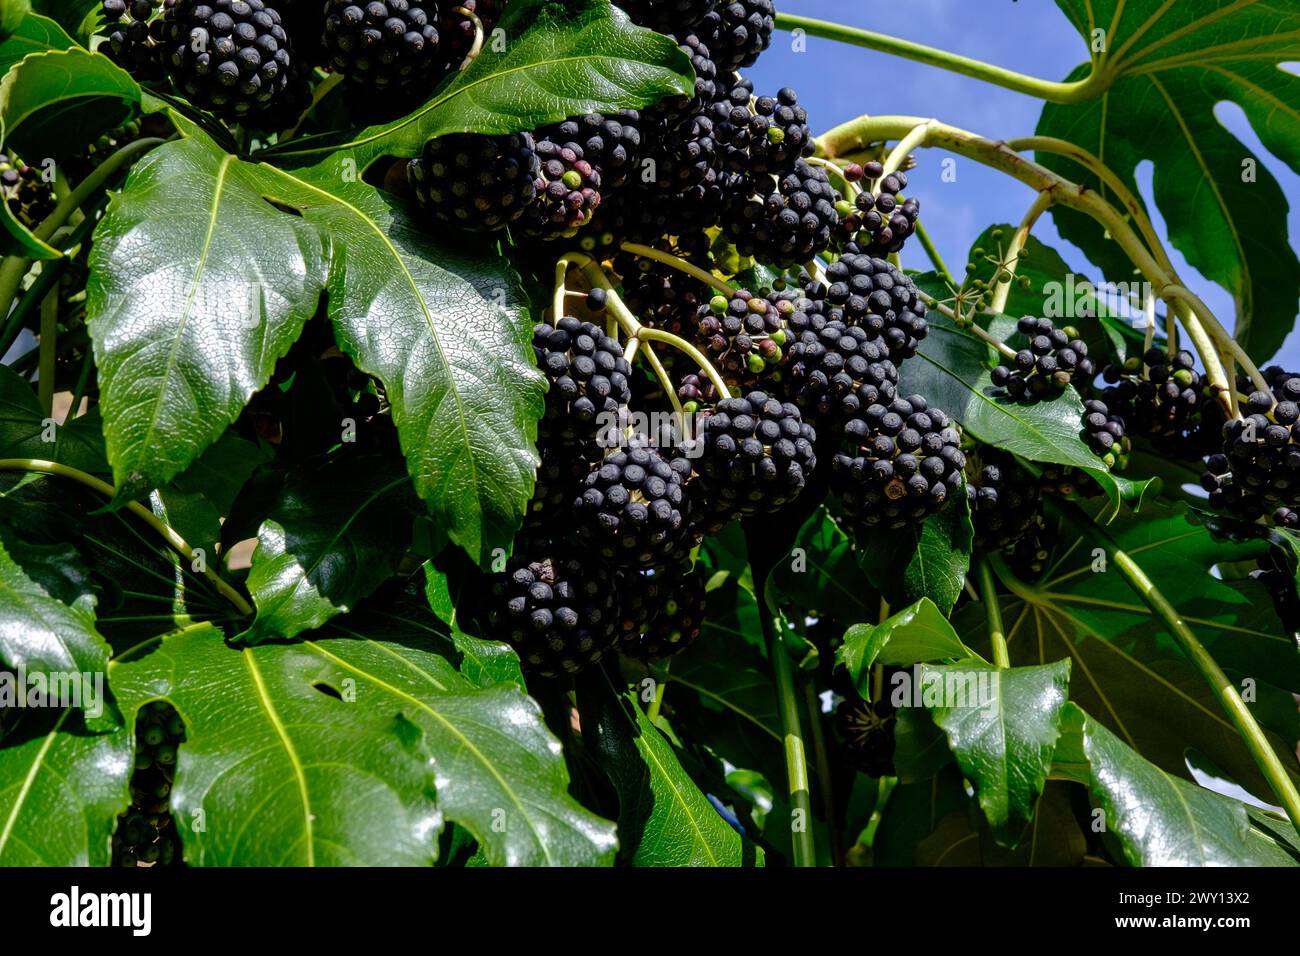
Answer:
838;162;920;257
112;701;185;867
1202;367;1300;528
0;153;55;229
484;545;620;678
965;449;1043;551
321;0;441;91
832;395;965;529
1100;348;1205;457
101;0;166;80
835;690;896;778
617;562;707;660
991;317;1094;401
158;0;297;121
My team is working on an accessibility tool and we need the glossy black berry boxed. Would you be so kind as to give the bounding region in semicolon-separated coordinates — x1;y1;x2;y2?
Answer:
992;317;1094;402
160;0;296;120
572;447;692;568
722;159;841;268
785;320;899;428
821;254;929;362
533;317;633;446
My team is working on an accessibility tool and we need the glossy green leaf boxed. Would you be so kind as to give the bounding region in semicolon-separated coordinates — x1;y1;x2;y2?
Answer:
0;46;139;253
421;562;523;688
86;122;326;501
1058;703;1298;865
579;678;762;867
837;597;973;698
0;364;107;472
1041;0;1300;362
920;659;1071;844
29;0;99;44
171;431;272;515
871;764;970;866
257;158;545;563
239;454;421;644
769;506;877;624
0;0;29;39
264;0;694;172
0;532;109;682
107;615;617;866
956;501;1300;802
0;708;130;865
852;490;973;617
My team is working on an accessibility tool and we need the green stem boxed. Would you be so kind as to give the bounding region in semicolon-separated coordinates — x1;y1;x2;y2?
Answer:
620;242;737;299
0;458;254;618
976;559;1009;668
912;219;953;287
647;661;669;723
1046;498;1300;838
637;327;732;401
802;681;842;867
748;534;815;867
776;13;1106;104
0;137;164;318
988;190;1052;315
818;115;1236;419
37;290;57;416
65;350;94;424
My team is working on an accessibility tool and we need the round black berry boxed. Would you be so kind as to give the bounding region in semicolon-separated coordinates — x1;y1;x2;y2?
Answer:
785;320;899;428
992;317;1094;402
617;562;707;660
533;317;633;446
572;446;692;568
965;449;1043;551
721;159;841;268
820;254;929;362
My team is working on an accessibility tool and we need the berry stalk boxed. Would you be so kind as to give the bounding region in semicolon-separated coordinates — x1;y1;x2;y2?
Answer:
0;459;255;617
619;242;737;299
749;538;816;868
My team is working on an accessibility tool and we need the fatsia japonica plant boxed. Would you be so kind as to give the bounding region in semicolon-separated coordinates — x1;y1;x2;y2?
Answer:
0;0;1297;869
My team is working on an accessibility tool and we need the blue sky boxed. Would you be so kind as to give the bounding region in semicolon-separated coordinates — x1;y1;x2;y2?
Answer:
748;0;1300;369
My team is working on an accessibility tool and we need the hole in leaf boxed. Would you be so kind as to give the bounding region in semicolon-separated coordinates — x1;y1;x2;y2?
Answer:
313;681;343;701
263;196;304;217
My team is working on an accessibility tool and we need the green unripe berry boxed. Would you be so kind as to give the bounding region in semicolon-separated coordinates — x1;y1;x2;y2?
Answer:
155;744;177;766
561;170;582;189
747;354;766;374
710;294;728;314
142;725;165;747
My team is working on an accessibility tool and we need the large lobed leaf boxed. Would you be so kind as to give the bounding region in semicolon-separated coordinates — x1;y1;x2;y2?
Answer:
1042;0;1300;361
260;158;545;563
955;502;1300;803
